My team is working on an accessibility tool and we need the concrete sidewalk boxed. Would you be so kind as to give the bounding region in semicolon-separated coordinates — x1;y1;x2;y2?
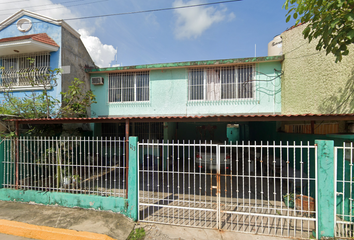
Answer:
0;201;134;240
0;201;290;240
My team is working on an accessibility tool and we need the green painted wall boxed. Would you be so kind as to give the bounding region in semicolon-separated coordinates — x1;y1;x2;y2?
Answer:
90;61;282;118
227;124;240;143
316;140;335;239
281;23;354;115
0;189;129;215
128;136;138;221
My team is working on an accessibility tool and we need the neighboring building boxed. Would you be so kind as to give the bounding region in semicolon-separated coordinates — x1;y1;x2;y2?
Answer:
281;22;354;115
0;10;95;120
88;56;282;142
87;24;354;143
280;23;354;136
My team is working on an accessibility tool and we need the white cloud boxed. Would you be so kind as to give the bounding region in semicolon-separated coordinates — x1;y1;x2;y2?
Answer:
173;0;234;39
0;0;117;67
145;13;159;29
0;0;79;28
78;29;117;68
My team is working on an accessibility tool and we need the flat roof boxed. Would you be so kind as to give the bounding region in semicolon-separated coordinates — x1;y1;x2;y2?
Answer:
87;55;283;73
8;113;354;124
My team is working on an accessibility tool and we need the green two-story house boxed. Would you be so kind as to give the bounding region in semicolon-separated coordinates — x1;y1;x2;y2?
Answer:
88;56;282;142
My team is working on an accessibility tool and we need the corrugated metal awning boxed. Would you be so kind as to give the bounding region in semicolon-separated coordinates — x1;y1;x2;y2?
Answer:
8;113;354;124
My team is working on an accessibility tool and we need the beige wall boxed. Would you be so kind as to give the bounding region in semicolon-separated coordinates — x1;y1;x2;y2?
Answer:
281;23;354;115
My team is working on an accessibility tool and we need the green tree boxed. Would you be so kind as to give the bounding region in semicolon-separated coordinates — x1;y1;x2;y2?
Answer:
0;66;96;136
284;0;354;62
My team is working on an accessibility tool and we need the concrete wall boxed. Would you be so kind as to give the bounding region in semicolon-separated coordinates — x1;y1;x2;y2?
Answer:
90;61;282;118
61;27;96;131
61;27;95;100
281;23;354;114
0;15;62;101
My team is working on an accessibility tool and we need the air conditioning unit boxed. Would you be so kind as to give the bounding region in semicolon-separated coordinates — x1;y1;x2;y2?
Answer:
91;77;104;85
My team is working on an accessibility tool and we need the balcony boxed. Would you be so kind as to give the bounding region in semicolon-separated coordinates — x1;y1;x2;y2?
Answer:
0;53;51;89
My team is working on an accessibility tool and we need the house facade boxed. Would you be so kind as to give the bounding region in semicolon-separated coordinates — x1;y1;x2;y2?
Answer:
276;23;354;137
88;56;282;142
0;10;95;119
281;23;354;116
0;14;353;240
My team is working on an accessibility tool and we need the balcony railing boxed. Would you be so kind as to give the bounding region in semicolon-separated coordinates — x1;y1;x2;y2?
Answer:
0;52;51;88
0;66;50;87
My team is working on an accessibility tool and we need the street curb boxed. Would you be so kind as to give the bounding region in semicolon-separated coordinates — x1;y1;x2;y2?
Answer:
0;219;116;240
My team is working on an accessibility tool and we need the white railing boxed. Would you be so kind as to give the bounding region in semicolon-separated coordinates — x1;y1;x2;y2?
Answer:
0;53;50;87
335;143;354;238
2;137;126;198
138;140;317;239
0;66;50;87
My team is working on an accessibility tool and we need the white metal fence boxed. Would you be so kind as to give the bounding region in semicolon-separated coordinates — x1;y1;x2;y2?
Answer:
2;137;126;198
138;140;317;239
335;143;354;238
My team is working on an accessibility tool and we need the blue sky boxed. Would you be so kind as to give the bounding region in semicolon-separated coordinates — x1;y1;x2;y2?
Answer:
0;0;296;67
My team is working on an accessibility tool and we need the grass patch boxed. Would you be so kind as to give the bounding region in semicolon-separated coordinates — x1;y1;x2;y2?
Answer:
127;227;146;240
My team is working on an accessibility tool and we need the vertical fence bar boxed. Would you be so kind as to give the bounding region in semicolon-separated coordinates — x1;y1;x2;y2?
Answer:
315;143;319;240
125;119;130;199
350;142;353;238
0;138;4;189
15;137;18;189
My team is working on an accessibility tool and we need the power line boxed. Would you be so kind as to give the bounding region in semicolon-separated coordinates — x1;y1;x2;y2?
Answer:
0;0;30;5
62;0;242;22
0;0;241;25
0;0;109;18
0;0;85;13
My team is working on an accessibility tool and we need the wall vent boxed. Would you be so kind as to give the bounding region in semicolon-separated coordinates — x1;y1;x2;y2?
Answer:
91;77;104;85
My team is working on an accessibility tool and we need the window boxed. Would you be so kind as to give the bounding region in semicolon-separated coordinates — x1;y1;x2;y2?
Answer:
109;72;149;102
0;53;50;87
188;65;254;101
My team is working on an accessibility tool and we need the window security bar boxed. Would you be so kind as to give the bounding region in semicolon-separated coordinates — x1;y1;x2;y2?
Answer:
0;53;50;87
188;65;254;101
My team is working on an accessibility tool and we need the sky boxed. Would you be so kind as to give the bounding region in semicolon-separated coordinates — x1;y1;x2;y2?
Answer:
0;0;296;68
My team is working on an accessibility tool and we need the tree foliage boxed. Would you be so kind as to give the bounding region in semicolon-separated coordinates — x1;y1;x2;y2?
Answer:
0;66;96;135
284;0;354;62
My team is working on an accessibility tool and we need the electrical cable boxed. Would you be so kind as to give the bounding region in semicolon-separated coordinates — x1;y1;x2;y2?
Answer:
0;0;242;26
0;0;31;5
0;0;85;13
62;0;242;22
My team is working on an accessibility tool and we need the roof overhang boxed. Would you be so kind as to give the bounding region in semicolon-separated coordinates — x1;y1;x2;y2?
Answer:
0;39;59;56
87;56;284;73
8;113;354;125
